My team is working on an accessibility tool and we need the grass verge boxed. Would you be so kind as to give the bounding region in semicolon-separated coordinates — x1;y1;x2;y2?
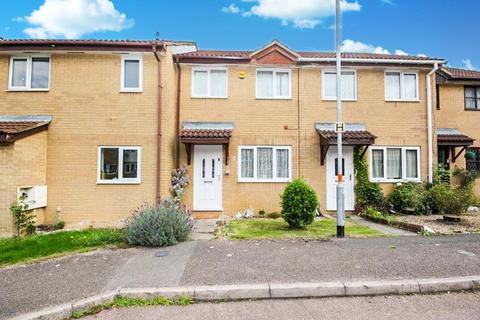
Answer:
223;218;386;240
0;228;124;267
72;295;193;318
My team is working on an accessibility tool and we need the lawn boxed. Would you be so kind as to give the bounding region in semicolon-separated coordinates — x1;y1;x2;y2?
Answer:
223;218;385;240
0;228;124;267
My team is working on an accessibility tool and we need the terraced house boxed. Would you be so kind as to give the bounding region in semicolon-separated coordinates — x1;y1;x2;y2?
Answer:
1;38;478;234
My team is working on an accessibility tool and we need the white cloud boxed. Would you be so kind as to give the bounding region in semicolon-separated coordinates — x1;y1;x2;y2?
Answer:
222;4;242;14
417;54;427;57
462;59;475;70
341;39;390;54
232;0;361;29
380;0;394;5
22;0;133;39
395;49;408;56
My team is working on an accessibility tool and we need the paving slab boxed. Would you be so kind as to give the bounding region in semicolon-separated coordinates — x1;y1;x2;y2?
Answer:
349;215;417;236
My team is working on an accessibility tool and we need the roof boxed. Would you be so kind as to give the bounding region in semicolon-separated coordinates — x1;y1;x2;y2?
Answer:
315;123;376;145
0;115;52;143
437;128;474;146
179;129;232;139
439;67;480;80
180;122;234;141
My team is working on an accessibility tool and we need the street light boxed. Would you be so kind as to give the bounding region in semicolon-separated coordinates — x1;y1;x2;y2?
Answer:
335;0;345;238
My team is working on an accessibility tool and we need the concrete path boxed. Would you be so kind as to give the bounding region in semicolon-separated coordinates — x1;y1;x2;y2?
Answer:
2;234;480;319
84;291;480;320
349;215;417;236
190;219;220;240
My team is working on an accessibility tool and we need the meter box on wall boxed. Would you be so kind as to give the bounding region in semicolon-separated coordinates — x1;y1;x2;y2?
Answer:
17;185;48;209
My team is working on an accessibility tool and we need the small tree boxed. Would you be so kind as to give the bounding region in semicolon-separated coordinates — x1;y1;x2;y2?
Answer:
10;195;36;237
281;178;319;229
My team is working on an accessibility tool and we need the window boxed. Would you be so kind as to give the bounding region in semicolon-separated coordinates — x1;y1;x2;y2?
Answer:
256;69;291;99
465;86;480;110
191;67;227;98
121;55;143;92
98;146;141;184
9;56;50;90
322;70;357;100
385;71;419;101
466;148;480;172
369;147;420;182
238;146;291;182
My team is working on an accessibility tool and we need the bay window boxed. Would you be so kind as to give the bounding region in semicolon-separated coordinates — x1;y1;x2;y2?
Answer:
238;146;291;182
256;69;291;99
369;147;420;182
9;56;50;90
98;146;141;184
322;70;357;100
385;71;419;101
191;67;227;98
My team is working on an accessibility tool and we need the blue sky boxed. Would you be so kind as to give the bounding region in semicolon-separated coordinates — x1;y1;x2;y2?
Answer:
0;0;478;69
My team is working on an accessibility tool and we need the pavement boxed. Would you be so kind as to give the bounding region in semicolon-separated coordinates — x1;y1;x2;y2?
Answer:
349;215;416;236
83;291;480;320
2;234;480;319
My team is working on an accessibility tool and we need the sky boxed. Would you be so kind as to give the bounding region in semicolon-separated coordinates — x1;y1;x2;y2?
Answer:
0;0;478;69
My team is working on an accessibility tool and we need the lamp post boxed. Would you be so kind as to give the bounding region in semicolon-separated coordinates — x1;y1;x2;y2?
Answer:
335;0;345;238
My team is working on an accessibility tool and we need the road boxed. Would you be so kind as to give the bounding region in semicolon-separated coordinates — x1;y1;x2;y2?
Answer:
84;292;480;320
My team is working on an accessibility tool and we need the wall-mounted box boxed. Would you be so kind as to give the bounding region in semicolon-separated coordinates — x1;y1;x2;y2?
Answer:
17;185;48;210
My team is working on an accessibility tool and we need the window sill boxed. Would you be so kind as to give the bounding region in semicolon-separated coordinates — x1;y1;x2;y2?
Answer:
191;96;228;99
464;108;480;111
120;89;143;93
97;180;141;185
322;97;357;102
370;179;421;183
7;88;50;92
385;99;420;103
238;179;292;183
255;97;292;100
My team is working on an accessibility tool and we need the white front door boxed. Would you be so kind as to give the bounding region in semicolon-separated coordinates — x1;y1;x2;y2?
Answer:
326;146;355;211
194;145;223;211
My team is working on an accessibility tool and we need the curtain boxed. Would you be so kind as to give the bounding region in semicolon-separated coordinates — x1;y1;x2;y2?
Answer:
341;71;355;99
31;57;50;89
257;71;273;97
403;73;417;99
12;58;27;87
387;148;402;179
386;72;401;100
240;149;254;178
124;60;140;88
465;87;476;109
372;149;384;178
405;150;418;178
324;72;336;98
276;149;289;178
193;70;208;96
276;72;289;97
257;148;273;179
210;70;227;97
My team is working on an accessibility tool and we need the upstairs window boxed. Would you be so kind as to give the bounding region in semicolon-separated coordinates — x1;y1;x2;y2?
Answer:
238;146;291;182
466;148;480;172
385;71;418;101
465;86;480;110
369;147;421;182
322;70;357;101
121;55;143;92
256;69;291;99
191;67;227;98
9;56;50;90
98;146;141;184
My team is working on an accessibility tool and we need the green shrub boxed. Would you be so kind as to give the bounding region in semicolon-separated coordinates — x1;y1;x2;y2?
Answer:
265;212;281;219
387;182;425;214
124;204;192;247
258;209;266;217
10;195;36;237
354;148;384;211
281;178;319;228
441;189;470;215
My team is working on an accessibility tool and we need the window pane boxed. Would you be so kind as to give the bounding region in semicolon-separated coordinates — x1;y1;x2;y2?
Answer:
403;73;417;99
276;149;289;178
12;58;27;87
324;72;336;98
241;149;254;178
276;72;290;97
466;98;476;109
193;70;208;96
123;149;138;179
386;148;402;179
372;150;384;178
210;70;227;97
257;147;273;179
31;57;49;89
342;71;355;99
257;71;273;97
405;150;418;178
465;87;475;98
100;148;119;180
124;60;140;89
386;72;401;100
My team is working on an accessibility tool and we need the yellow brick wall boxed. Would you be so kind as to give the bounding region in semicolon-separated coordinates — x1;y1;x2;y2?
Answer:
0;143;15;235
178;64;432;215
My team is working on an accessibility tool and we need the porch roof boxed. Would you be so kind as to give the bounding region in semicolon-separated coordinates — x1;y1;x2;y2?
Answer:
437;128;474;146
0;115;52;143
179;122;234;144
315;123;376;146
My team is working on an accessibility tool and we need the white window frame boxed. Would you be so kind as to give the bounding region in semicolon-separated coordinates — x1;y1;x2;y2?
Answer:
191;66;228;98
8;55;51;91
255;68;292;99
120;55;143;93
321;69;357;101
368;146;421;183
237;145;292;183
97;146;142;184
384;70;419;102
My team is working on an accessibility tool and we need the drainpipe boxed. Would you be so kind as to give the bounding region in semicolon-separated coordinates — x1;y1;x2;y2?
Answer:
175;57;182;168
153;43;165;204
426;62;439;184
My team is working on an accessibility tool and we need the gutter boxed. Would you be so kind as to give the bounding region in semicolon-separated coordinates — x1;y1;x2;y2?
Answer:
426;62;439;184
298;57;446;65
153;43;165;204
